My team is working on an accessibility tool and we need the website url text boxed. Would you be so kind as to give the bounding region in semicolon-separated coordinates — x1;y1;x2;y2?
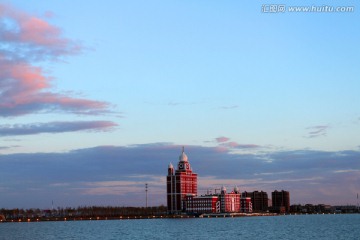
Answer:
262;5;355;13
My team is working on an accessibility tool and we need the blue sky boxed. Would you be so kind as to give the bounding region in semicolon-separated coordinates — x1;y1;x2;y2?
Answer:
0;0;359;208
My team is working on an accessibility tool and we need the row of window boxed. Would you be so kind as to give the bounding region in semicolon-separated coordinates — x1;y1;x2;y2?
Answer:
186;208;214;211
190;204;214;207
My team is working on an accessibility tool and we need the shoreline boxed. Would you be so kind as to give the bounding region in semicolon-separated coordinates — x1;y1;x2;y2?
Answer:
1;212;358;223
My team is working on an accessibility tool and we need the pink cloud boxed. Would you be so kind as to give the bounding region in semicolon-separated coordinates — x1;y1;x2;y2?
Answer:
214;146;229;153
0;4;111;117
0;56;109;116
215;136;230;143
19;16;60;45
226;141;239;147
214;137;260;150
0;121;118;136
0;3;80;59
224;141;260;149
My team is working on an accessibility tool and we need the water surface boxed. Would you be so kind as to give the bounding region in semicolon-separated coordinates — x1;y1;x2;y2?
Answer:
1;214;359;240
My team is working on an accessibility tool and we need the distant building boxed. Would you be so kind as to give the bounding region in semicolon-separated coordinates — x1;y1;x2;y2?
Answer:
271;190;290;213
219;186;241;213
290;204;334;214
185;186;241;214
242;191;268;212
166;149;290;215
185;195;219;213
167;147;198;214
240;197;252;213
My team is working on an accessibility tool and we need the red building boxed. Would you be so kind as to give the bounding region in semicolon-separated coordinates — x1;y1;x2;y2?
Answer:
185;186;241;214
185;195;220;213
240;197;253;213
167;147;198;214
167;149;245;214
219;186;241;213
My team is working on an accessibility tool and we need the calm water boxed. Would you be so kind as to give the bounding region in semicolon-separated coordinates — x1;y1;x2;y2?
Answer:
1;214;359;240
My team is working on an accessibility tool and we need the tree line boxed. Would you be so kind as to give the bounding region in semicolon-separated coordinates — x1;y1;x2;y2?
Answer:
0;205;168;220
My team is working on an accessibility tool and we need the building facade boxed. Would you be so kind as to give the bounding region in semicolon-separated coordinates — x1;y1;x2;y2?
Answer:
185;186;241;214
219;186;241;213
240;197;253;213
185;195;220;213
167;147;198;214
166;148;287;215
242;191;268;212
271;190;290;213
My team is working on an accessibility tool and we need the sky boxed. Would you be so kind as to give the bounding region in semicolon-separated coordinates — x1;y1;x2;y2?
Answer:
0;0;359;209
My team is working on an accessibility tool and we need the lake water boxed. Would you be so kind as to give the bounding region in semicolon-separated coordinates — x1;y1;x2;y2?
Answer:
1;214;359;240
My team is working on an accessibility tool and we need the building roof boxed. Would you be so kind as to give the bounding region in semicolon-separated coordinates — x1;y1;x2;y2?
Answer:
178;146;188;162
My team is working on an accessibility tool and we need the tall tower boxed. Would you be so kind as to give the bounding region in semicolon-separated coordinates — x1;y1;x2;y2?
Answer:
167;147;198;214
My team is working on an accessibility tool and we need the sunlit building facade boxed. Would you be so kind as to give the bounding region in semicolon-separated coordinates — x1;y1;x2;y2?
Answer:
219;186;241;213
166;148;281;214
185;195;219;213
167;148;198;214
185;186;241;214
